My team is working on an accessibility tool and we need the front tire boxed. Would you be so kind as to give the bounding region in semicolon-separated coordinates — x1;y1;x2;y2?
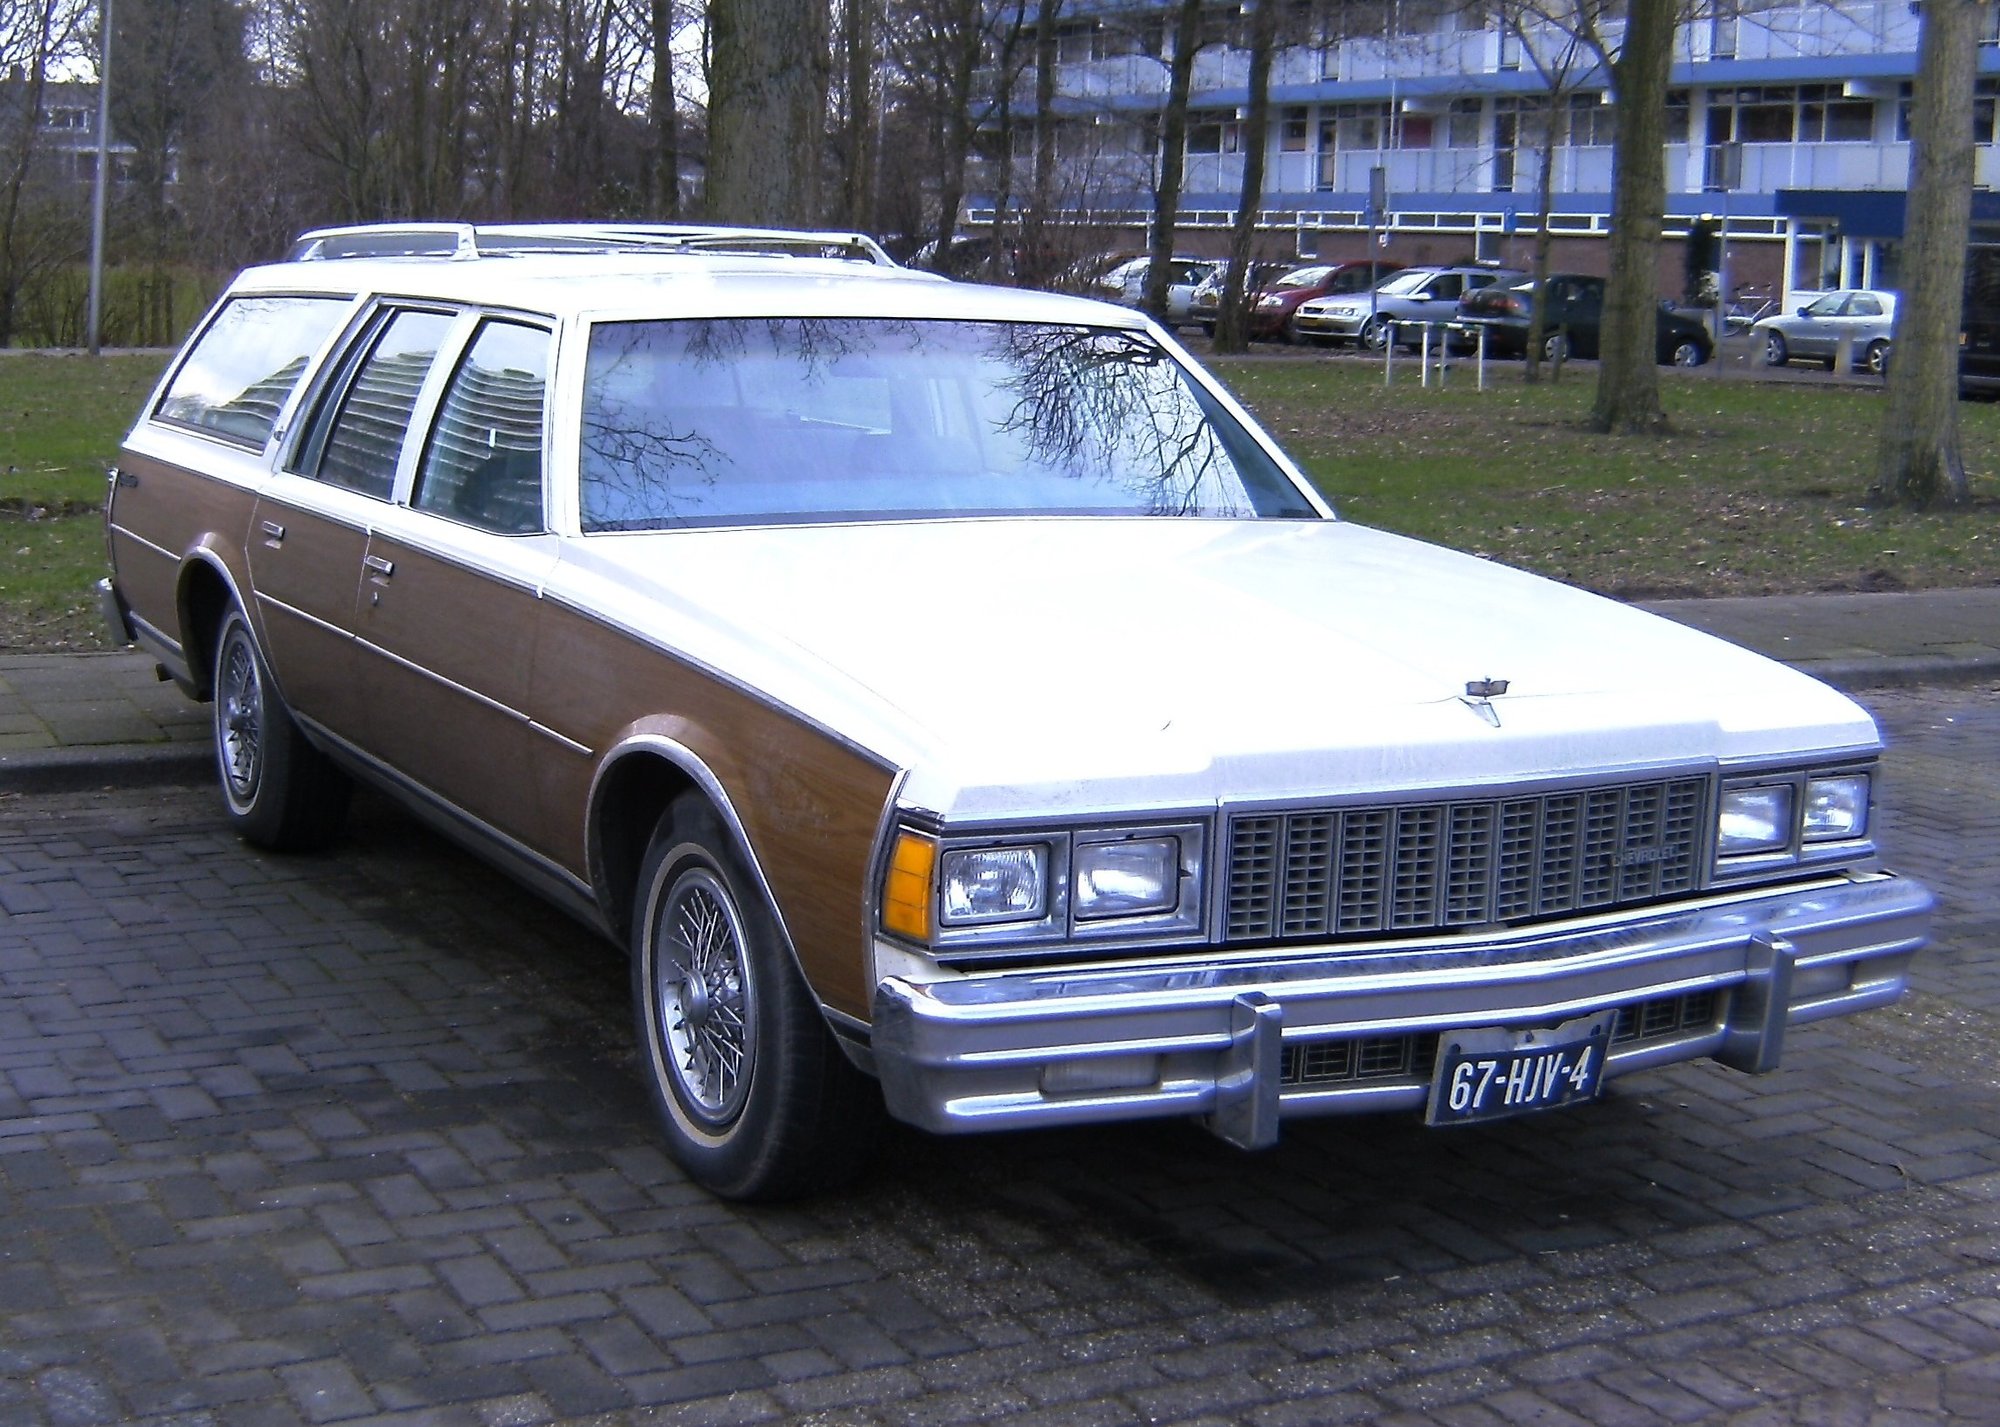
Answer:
1358;316;1387;351
1671;339;1707;367
1763;331;1790;367
211;608;350;851
631;794;883;1201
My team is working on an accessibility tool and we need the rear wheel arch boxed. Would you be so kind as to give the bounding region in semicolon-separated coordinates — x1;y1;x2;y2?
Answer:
176;557;239;699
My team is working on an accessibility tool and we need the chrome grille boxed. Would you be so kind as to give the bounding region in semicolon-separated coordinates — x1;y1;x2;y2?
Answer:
1228;776;1709;944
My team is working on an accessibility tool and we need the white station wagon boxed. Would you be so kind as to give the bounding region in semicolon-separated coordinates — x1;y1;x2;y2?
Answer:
102;222;1931;1200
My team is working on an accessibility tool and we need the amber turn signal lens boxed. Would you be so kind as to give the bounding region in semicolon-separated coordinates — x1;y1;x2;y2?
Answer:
881;830;937;940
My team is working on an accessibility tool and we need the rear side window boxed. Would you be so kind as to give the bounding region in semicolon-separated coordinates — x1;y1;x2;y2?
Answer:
152;295;351;448
413;320;550;534
310;309;455;499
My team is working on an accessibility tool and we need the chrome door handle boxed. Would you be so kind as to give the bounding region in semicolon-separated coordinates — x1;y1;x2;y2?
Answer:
362;554;395;578
259;520;286;543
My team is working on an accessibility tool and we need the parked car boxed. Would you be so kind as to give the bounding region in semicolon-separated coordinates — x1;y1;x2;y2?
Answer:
103;221;1930;1201
1230;260;1406;342
1293;264;1522;349
1095;255;1221;326
1457;274;1715;366
1186;259;1296;336
1754;289;1897;374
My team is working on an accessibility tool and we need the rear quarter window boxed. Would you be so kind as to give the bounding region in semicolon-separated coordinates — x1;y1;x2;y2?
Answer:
153;295;352;449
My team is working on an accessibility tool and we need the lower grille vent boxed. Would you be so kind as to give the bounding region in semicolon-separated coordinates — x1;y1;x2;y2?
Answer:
1279;990;1726;1089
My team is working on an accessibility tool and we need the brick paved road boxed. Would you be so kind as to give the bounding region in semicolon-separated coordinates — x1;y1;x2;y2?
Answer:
2;685;1998;1427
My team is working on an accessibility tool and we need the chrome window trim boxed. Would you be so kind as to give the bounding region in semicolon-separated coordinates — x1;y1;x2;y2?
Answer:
145;290;364;455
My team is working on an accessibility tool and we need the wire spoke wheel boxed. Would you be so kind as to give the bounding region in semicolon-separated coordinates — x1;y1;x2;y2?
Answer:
652;866;756;1126
216;629;264;808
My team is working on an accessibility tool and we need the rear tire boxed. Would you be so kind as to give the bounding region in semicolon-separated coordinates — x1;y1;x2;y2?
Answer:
211;608;350;851
630;793;883;1201
1866;339;1891;377
1671;339;1707;367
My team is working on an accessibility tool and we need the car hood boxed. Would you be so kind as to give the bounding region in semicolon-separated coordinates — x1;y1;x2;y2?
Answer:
553;519;1879;819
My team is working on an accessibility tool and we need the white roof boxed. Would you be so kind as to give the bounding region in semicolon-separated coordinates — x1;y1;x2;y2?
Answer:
227;237;1149;330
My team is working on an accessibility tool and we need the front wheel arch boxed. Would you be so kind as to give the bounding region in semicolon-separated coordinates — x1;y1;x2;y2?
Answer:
630;792;883;1200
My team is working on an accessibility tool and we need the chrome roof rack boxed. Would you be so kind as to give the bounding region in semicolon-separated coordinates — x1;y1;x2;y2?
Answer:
287;222;899;267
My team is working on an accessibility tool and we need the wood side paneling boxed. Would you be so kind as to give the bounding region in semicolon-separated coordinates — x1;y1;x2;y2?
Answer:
107;448;259;655
532;606;896;1021
244;495;369;738
353;534;549;845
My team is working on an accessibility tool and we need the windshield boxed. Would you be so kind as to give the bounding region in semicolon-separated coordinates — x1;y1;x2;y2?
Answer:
577;318;1319;530
1802;292;1847;316
1275;266;1334;289
1375;269;1435;296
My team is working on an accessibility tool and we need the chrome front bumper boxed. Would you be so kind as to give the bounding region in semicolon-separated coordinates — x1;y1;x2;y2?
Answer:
871;871;1931;1147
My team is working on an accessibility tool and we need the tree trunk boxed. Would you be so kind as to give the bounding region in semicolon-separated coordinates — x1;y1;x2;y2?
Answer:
707;0;829;226
1524;103;1558;382
928;0;983;269
1022;0;1060;284
1872;0;1980;508
841;0;875;230
1589;0;1673;434
648;0;680;218
1143;0;1203;320
1215;0;1277;353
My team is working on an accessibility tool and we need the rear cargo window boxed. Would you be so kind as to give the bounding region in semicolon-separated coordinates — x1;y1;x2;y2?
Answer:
152;295;351;448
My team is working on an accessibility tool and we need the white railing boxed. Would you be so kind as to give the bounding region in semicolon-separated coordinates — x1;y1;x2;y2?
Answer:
1683;0;1918;62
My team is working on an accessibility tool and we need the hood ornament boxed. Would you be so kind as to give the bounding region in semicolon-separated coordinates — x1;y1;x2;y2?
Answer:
1461;677;1511;728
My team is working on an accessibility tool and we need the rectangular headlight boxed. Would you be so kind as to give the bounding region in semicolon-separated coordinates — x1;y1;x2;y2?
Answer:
1803;774;1870;842
940;844;1049;926
1074;837;1179;920
1718;784;1794;857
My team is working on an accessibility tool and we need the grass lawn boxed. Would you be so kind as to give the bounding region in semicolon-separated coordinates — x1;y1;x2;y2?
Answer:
1;352;170;651
0;347;1995;652
1215;354;2000;599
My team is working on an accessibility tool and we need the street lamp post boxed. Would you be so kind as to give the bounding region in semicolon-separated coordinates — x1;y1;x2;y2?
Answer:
86;0;112;356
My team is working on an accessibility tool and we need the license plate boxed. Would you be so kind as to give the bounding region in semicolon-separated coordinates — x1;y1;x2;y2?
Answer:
1425;1012;1613;1127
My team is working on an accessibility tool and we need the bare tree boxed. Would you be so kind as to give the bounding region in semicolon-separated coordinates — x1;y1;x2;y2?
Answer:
1488;0;1597;382
1872;0;1982;508
0;0;84;347
1141;0;1203;319
1213;0;1279;353
1588;0;1673;433
707;0;830;225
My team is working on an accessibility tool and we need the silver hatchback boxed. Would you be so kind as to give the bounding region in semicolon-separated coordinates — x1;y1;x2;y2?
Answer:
1755;289;1897;375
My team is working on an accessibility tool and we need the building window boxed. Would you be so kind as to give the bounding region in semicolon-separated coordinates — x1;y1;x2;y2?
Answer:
1447;98;1482;148
1396;114;1434;149
1281;107;1309;152
1665;89;1690;144
1566;94;1615;147
1187;114;1242;154
1898;79;1999;144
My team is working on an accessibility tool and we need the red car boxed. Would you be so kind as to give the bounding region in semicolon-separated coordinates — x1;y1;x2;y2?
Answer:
1248;260;1404;341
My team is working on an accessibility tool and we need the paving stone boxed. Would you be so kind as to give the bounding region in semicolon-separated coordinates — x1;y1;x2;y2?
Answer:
0;686;1997;1424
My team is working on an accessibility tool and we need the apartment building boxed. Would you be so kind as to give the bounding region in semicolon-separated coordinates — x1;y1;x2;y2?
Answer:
974;0;1998;304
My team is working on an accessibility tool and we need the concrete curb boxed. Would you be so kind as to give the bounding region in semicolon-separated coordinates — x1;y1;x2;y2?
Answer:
0;741;212;794
1793;655;2000;694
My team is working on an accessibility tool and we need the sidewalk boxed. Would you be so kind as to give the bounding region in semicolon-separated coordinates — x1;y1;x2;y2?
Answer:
2;587;1997;793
